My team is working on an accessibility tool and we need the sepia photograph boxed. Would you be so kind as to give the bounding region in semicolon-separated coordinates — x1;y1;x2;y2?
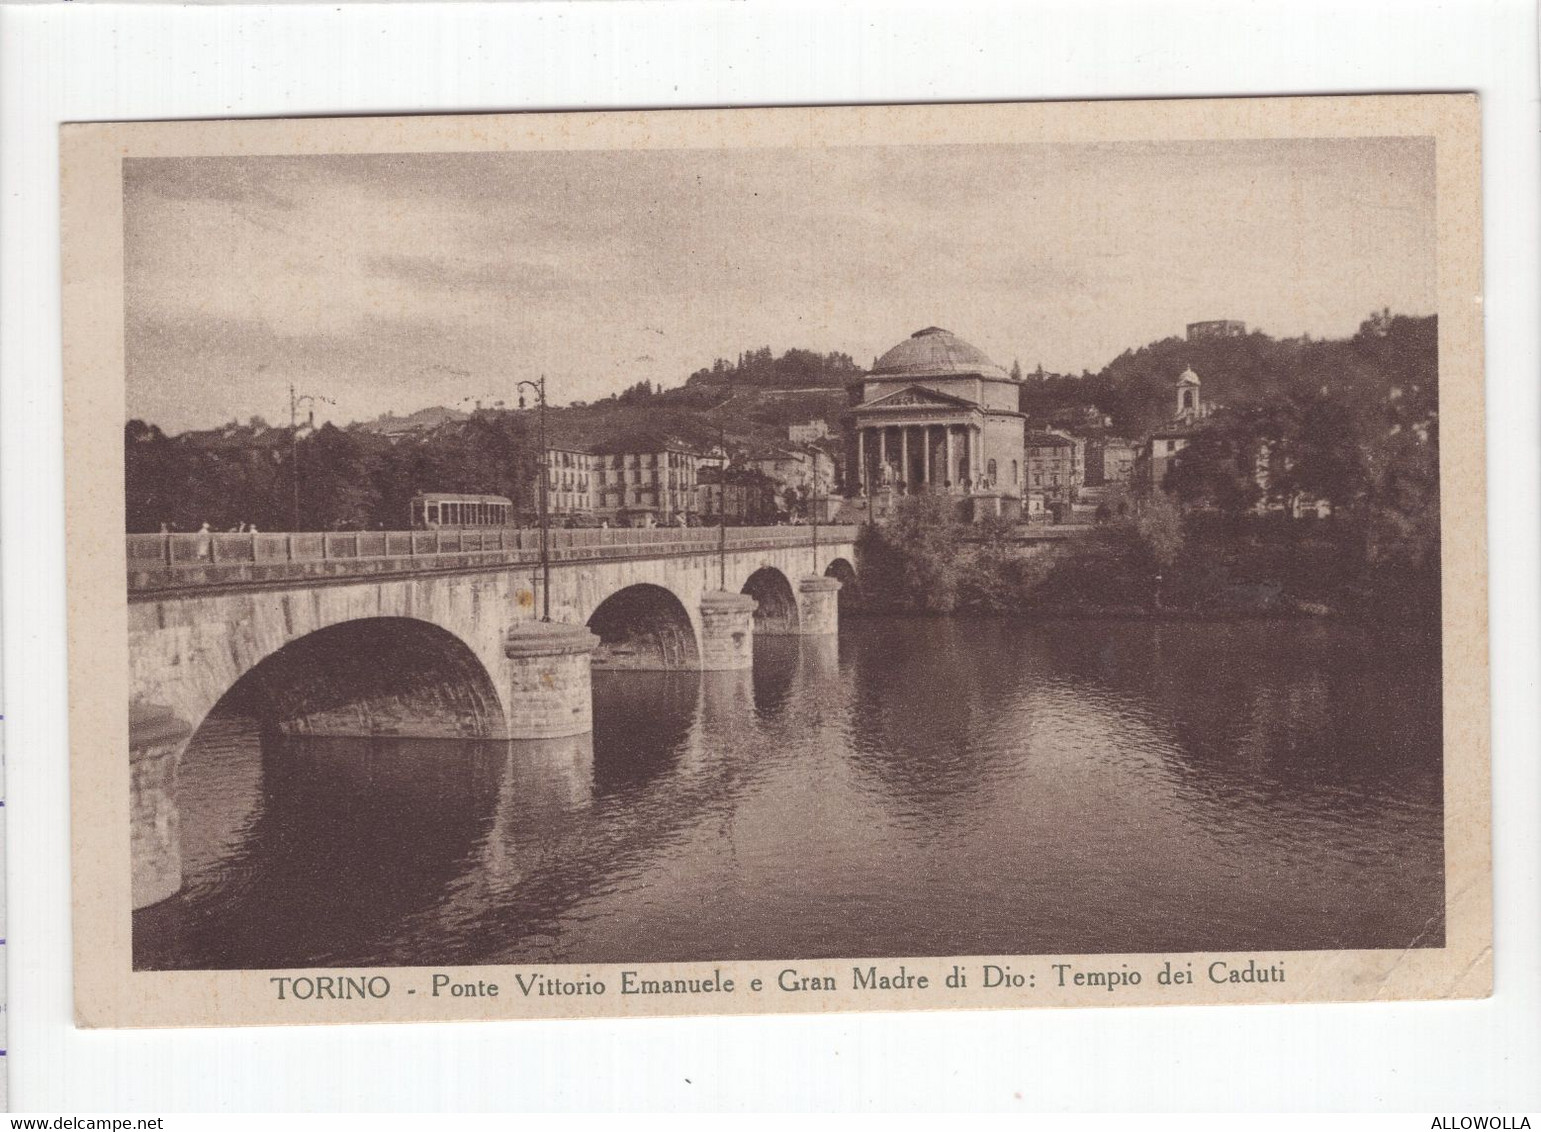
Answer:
63;97;1489;1026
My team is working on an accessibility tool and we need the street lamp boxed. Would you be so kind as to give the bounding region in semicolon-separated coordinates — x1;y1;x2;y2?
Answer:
716;372;735;590
516;374;551;622
288;383;334;530
810;455;823;574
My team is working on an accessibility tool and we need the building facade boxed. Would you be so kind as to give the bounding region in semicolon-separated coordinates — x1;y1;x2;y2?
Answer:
543;445;597;518
696;465;778;524
787;419;831;443
1085;438;1137;486
1047;427;1085;499
844;326;1026;503
593;443;701;525
1025;432;1074;502
1186;319;1247;340
744;443;835;506
1139;427;1199;494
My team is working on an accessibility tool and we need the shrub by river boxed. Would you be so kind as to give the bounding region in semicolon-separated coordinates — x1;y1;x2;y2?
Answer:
853;494;1441;644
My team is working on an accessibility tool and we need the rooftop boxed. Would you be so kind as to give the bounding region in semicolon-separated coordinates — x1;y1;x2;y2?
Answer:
869;327;1010;381
1025;431;1075;448
589;432;702;457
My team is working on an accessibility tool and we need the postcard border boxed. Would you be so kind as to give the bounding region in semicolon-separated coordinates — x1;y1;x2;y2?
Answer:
63;94;1489;1027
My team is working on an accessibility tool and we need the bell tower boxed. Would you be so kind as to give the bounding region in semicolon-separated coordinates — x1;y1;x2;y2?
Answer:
1175;366;1203;423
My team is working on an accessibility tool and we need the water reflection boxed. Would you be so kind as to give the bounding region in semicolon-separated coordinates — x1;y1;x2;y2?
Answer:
590;671;698;794
136;730;507;969
750;636;800;720
135;622;1444;970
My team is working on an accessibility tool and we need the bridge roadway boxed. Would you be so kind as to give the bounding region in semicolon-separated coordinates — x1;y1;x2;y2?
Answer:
126;526;858;909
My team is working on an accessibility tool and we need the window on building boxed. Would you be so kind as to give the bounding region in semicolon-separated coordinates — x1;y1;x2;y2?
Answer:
1012;460;1019;485
987;458;998;481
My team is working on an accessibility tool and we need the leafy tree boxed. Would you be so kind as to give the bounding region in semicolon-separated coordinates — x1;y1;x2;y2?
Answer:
685;346;862;390
294;424;380;529
855;494;963;613
1135;492;1185;572
1165;424;1262;515
124;420;180;531
616;380;655;405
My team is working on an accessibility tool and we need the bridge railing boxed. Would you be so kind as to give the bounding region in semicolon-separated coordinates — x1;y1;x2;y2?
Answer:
127;526;858;592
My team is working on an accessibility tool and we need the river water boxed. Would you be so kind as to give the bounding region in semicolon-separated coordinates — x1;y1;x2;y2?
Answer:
134;619;1444;970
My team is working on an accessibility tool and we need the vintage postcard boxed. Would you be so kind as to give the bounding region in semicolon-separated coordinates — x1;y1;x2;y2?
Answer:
64;96;1489;1027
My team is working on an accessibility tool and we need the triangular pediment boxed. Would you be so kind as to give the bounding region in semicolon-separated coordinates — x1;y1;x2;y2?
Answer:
858;384;979;411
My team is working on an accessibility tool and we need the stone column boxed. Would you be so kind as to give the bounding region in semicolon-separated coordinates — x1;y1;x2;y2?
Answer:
878;427;887;477
796;574;841;635
899;426;909;488
504;620;601;739
857;428;867;493
699;590;758;670
130;701;194;910
922;425;932;486
946;426;956;491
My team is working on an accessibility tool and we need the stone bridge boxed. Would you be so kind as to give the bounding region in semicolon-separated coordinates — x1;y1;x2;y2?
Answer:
126;525;857;910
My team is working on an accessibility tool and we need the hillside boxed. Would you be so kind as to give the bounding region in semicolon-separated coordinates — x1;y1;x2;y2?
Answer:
125;316;1435;534
1021;311;1436;439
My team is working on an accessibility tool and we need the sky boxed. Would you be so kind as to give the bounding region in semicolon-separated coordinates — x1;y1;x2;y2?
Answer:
123;136;1437;433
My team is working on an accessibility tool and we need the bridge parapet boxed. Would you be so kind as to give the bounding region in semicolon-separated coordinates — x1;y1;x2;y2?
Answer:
127;526;858;596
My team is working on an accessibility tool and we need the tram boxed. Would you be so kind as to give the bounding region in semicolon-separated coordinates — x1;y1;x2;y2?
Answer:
410;492;515;529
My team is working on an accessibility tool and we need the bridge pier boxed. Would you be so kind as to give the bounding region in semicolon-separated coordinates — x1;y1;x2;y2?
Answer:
698;591;758;670
796;575;842;635
130;701;194;910
503;621;601;738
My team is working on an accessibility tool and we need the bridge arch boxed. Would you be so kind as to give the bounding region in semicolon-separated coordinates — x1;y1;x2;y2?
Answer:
824;556;859;612
587;583;701;670
210;616;509;740
740;565;799;634
824;557;857;586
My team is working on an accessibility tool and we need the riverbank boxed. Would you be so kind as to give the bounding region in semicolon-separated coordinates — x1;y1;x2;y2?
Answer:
848;494;1440;635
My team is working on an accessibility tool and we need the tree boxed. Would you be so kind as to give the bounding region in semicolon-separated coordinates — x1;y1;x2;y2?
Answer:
855;494;963;613
124;420;179;531
1165;424;1262;516
293;424;380;529
1135;492;1184;572
617;379;654;405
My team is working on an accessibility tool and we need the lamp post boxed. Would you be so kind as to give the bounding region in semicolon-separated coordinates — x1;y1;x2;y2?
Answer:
809;456;823;574
516;374;551;622
716;373;735;591
288;383;333;531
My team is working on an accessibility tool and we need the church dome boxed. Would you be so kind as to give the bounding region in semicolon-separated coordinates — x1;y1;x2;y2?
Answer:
870;327;1009;380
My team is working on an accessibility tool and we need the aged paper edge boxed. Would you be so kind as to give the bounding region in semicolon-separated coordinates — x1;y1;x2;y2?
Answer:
62;95;1490;1028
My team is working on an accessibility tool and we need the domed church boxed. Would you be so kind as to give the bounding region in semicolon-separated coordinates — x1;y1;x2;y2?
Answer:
845;327;1026;509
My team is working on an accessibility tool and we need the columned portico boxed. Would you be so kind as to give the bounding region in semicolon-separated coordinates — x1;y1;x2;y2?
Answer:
854;420;984;494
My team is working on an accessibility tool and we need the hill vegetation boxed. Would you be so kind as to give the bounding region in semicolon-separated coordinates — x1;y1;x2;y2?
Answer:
1020;310;1434;439
684;346;863;390
124;347;853;532
126;306;1439;629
